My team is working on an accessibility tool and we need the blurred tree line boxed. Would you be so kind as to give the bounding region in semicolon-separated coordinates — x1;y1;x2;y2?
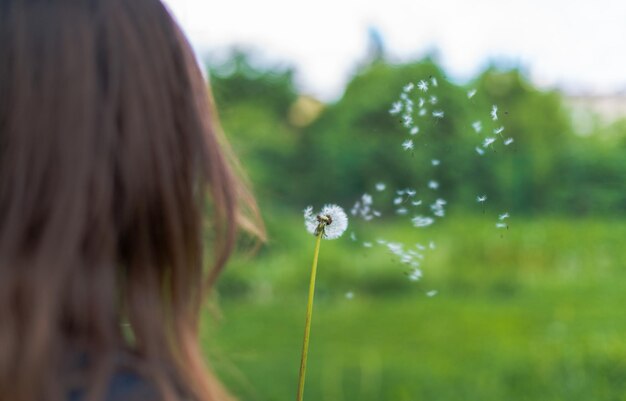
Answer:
208;49;626;217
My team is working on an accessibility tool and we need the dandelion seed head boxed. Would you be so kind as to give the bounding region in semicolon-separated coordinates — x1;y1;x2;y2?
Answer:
304;204;348;239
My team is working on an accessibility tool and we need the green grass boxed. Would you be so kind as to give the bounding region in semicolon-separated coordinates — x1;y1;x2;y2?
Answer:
202;215;626;401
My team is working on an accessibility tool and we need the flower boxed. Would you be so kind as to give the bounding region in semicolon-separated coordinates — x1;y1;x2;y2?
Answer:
304;204;348;239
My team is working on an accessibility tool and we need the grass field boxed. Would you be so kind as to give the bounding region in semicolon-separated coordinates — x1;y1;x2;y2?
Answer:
202;214;626;401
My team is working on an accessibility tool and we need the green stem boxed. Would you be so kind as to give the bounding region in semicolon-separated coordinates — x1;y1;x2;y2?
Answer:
296;231;323;401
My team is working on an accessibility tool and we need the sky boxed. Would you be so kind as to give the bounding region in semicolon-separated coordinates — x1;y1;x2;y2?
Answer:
162;0;626;101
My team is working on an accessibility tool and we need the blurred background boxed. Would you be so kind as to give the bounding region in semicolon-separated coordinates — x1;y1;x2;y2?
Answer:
165;1;626;400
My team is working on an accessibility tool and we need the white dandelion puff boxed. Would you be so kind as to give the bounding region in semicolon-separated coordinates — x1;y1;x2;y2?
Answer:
417;80;428;92
499;212;510;220
375;182;386;191
428;180;439;190
504;137;514;146
389;101;402;115
303;204;348;240
412;216;435;227
494;126;504;135
432;110;444;119
432;159;440;166
491;105;498;121
483;137;496;147
410;126;420;135
476;147;485;155
467;89;477;99
476;195;487;203
472;121;482;133
402;139;414;151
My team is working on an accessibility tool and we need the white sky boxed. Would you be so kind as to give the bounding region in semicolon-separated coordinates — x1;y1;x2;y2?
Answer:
163;0;626;101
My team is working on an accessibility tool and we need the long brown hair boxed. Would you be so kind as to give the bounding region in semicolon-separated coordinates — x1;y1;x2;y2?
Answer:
0;0;262;400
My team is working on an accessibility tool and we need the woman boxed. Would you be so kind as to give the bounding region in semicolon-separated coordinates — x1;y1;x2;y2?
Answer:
0;0;263;400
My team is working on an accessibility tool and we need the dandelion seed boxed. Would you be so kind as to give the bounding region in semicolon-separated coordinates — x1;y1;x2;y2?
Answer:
375;182;386;191
496;223;508;229
426;290;438;297
396;208;408;215
417;80;428;92
476;147;485;155
376;239;387;245
402;139;414;151
345;291;354;300
350;231;357;241
429;95;438;105
412;216;435;227
491;105;498;121
415;243;426;251
431;76;438;87
405;189;416;197
411;200;422;206
483;137;496;147
418;97;426;108
303;204;348;240
419;109;427;117
389;101;402;115
432;110;444;119
494;126;504;135
363;242;373;248
403;82;415;92
373;210;381;217
431;159;440;166
402;114;413;127
504;137;514;146
408;268;423;281
393;197;403;205
472;121;482;133
428;180;439;190
477;195;487;203
467;89;477;99
429;241;436;250
410;126;419;135
404;98;414;110
400;92;409;101
499;212;510;220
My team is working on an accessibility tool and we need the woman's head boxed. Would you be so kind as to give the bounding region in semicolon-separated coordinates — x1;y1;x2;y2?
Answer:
0;0;261;400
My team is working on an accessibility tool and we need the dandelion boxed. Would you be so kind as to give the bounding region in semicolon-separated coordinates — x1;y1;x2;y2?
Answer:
389;101;402;115
504;137;514;146
402;139;414;151
375;182;386;191
477;195;487;203
426;290;438;297
431;159;440;166
483;137;496;147
403;82;415;92
428;180;439;190
491;105;498;121
475;147;485;155
494;126;504;135
432;110;444;119
412;215;435;227
417;80;429;92
472;121;482;133
298;204;348;401
499;212;510;220
467;89;477;99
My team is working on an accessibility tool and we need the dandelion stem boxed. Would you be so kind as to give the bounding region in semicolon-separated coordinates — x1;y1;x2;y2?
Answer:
296;230;323;401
